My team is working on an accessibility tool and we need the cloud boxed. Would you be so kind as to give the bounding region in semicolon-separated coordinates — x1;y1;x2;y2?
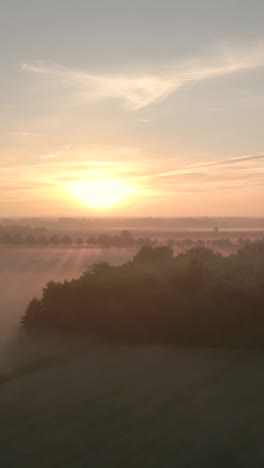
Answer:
41;151;63;160
22;62;175;110
138;117;152;123
0;145;146;188
152;153;264;179
141;152;264;198
8;132;41;137
22;41;264;110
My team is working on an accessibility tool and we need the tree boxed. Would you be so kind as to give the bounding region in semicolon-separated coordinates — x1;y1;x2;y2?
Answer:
49;235;61;245
120;230;134;245
133;245;173;263
62;235;73;245
38;236;48;246
25;235;37;245
21;297;42;328
21;241;264;347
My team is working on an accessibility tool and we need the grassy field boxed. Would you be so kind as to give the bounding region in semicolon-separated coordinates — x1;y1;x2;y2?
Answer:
1;248;264;467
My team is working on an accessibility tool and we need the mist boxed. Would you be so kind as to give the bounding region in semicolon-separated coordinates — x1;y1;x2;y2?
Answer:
2;233;264;466
0;247;135;365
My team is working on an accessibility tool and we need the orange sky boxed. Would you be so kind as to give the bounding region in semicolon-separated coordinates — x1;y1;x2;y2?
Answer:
1;1;264;216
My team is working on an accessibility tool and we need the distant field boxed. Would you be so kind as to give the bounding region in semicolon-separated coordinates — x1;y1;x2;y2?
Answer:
1;247;264;467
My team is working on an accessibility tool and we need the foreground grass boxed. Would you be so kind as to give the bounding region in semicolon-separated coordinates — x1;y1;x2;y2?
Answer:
1;337;264;467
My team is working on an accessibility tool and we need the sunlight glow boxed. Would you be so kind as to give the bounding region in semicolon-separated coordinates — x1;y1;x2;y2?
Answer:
71;179;133;208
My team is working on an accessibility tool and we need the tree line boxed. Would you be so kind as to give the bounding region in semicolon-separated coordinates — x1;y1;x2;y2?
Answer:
22;240;264;347
0;224;255;252
0;227;151;248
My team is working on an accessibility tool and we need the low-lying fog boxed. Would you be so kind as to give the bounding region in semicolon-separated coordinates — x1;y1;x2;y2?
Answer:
2;246;264;467
0;247;135;349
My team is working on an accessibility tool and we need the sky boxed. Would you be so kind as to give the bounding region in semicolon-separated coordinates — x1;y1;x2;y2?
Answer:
1;0;264;217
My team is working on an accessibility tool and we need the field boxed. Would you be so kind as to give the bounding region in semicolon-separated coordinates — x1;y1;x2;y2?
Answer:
1;247;264;467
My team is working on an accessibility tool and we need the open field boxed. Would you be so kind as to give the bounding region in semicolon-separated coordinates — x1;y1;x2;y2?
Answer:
1;248;264;467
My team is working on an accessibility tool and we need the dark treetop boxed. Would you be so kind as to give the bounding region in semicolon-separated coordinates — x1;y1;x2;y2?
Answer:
22;242;264;347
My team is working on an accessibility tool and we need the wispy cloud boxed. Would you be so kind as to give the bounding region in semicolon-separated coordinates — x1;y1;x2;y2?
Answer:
140;152;264;198
22;42;264;110
8;131;42;137
1;147;264;214
0;145;146;183
151;153;264;179
41;151;64;160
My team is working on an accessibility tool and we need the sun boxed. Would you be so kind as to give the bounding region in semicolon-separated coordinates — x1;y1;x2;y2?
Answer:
71;179;133;208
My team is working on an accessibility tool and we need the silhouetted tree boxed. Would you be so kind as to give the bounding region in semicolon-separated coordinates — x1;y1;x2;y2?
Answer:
25;235;37;245
133;245;173;263
49;235;61;245
76;238;84;246
38;236;48;246
62;235;73;245
21;241;264;347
